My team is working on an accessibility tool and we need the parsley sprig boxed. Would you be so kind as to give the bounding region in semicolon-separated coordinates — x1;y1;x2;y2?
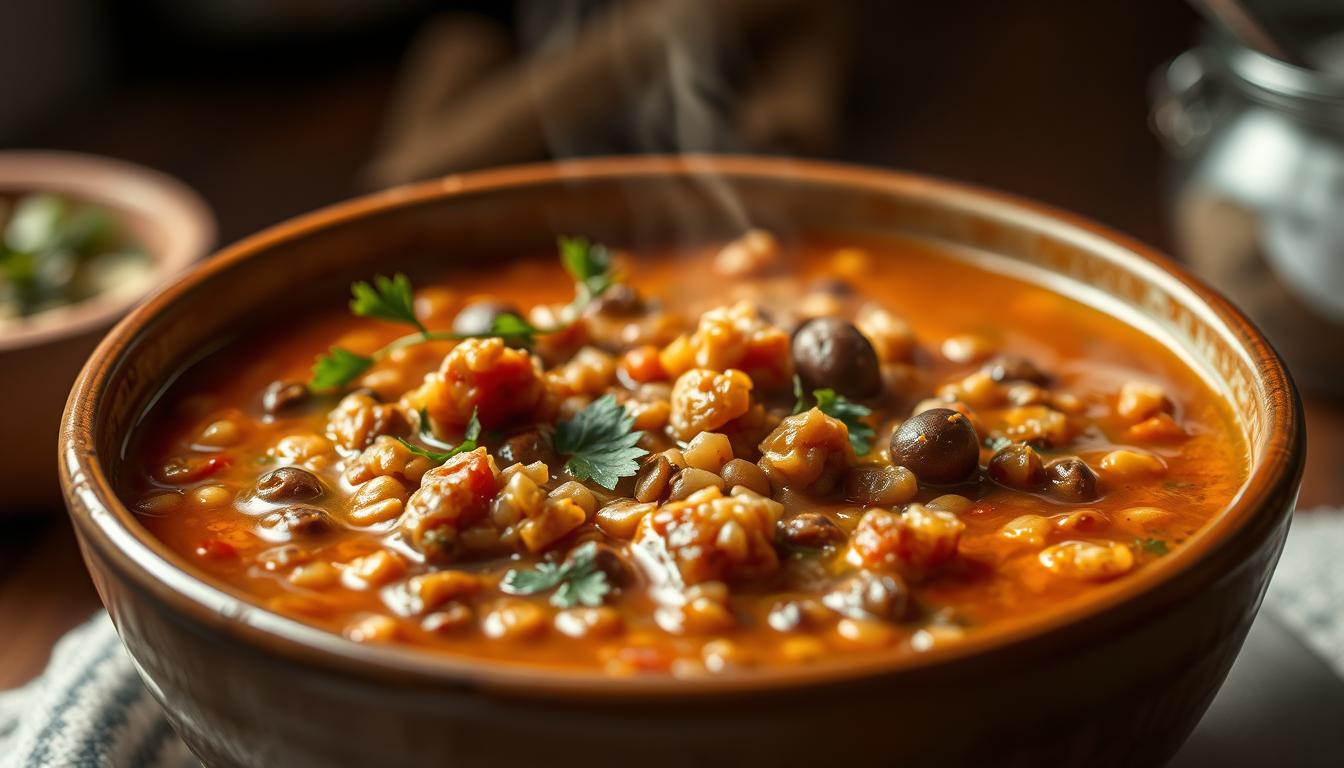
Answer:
792;375;876;454
349;273;425;334
552;394;647;490
311;347;374;392
308;237;617;392
500;541;611;608
396;408;481;465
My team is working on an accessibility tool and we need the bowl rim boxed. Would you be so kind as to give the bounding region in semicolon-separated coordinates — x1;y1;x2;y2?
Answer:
60;154;1304;698
0;150;216;352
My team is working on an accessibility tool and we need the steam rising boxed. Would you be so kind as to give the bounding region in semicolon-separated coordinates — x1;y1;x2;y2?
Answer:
520;0;760;238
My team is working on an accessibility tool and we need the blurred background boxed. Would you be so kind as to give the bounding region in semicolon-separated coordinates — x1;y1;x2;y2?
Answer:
3;0;1344;759
2;0;1194;246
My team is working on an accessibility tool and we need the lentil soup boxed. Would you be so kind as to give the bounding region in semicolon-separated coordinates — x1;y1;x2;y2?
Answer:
123;232;1248;675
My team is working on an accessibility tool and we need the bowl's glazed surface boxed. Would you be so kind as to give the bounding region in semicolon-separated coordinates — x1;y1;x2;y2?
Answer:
61;156;1302;767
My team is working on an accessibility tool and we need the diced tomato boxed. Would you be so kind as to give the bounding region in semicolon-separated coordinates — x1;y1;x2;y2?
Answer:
439;449;501;509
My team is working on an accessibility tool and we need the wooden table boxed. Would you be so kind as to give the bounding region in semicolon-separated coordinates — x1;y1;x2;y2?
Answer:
4;0;1342;691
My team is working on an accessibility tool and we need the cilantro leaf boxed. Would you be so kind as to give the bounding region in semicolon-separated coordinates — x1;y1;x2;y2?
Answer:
553;568;610;608
501;560;566;593
552;394;647;489
396;409;481;465
500;541;611;608
489;312;542;339
1136;537;1169;556
813;388;876;455
350;273;425;334
558;236;614;305
792;374;807;415
309;347;373;392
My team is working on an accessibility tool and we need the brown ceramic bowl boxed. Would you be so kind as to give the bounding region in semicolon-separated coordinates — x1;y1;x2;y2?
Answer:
1;151;214;513
61;157;1303;767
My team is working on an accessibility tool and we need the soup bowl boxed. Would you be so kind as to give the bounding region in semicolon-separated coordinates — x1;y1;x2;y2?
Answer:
60;156;1303;767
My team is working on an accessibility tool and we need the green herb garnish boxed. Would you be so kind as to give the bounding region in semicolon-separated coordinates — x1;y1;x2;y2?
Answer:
349;273;425;334
500;541;611;608
792;381;875;455
308;237;617;392
559;236;615;311
397;409;481;465
552;394;647;490
487;311;543;338
1136;537;1169;556
814;388;876;455
309;346;374;392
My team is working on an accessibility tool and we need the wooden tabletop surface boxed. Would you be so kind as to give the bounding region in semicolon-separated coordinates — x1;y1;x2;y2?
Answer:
4;1;1342;692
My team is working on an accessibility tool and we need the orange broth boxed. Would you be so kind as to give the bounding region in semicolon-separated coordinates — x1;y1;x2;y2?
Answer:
123;233;1248;673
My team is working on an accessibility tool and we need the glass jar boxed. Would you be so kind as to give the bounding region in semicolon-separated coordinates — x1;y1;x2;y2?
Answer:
1152;29;1344;396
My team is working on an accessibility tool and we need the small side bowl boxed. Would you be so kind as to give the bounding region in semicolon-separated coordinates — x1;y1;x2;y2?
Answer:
61;157;1302;767
1;151;214;512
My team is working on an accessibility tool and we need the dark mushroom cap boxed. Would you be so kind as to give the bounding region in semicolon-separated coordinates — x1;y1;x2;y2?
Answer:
889;408;981;485
1045;456;1100;502
987;443;1046;490
259;505;332;537
792;316;882;398
254;466;325;503
261;380;309;415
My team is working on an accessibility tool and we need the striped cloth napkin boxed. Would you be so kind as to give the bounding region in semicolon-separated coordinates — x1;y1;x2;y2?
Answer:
0;614;197;768
4;507;1344;768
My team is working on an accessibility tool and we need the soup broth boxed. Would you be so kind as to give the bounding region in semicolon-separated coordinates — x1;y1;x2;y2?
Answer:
124;232;1248;674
